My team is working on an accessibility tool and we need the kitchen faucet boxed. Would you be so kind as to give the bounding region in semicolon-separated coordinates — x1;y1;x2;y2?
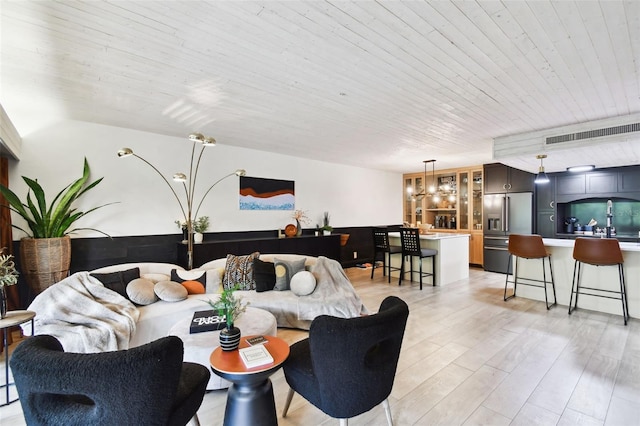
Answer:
606;199;613;238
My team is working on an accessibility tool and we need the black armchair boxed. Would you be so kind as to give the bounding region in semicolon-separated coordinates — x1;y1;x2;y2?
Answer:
282;296;409;425
10;335;210;426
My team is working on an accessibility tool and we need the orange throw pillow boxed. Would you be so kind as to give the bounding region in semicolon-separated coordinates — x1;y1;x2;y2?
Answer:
181;280;205;294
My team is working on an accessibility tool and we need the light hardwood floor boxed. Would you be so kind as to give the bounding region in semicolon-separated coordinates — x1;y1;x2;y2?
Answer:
1;266;638;425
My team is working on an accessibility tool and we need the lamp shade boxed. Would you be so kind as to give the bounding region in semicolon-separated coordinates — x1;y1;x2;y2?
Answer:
173;173;187;182
117;148;133;158
534;154;550;185
203;136;216;146
534;171;550;184
188;133;205;143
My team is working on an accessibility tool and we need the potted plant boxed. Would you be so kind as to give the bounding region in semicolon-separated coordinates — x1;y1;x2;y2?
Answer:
204;285;248;351
322;211;333;235
0;158;113;294
0;249;19;319
193;216;209;243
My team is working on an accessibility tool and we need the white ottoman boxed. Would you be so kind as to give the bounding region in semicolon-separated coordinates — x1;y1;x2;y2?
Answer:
168;306;278;390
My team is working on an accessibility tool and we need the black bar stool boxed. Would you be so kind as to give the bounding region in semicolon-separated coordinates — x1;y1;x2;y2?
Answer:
569;237;628;325
504;234;556;309
371;227;402;283
399;228;437;290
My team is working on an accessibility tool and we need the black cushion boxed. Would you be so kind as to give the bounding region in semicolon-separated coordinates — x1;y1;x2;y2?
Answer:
283;296;409;419
254;259;276;292
90;267;140;299
10;335;210;426
170;269;206;285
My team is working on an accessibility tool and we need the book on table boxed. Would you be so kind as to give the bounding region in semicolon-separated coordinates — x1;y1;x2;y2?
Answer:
239;344;274;368
245;335;268;346
189;310;227;334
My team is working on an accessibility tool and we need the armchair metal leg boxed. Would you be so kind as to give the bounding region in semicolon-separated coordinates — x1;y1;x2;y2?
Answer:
382;398;393;426
282;388;295;418
188;413;201;426
339;419;348;426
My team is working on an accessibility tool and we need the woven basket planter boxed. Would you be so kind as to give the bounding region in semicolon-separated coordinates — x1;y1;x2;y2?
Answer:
19;236;71;294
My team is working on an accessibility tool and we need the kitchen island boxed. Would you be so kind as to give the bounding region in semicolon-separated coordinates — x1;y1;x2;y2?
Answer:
510;238;639;320
388;232;470;286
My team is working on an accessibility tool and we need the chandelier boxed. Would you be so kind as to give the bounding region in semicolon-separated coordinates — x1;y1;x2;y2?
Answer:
409;159;456;204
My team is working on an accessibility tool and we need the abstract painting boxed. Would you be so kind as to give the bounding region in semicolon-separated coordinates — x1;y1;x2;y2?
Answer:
239;176;295;210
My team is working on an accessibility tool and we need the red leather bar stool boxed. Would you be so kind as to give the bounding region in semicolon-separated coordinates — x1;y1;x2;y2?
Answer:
504;234;557;309
569;237;629;325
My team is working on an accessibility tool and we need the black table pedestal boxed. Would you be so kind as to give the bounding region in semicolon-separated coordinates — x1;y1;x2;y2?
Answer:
224;376;277;426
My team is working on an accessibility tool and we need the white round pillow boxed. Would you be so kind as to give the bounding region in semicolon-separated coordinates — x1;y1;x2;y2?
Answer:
290;271;317;296
126;278;158;305
154;280;188;302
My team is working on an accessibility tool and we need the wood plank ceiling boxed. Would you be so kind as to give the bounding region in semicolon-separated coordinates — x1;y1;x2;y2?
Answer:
1;1;639;173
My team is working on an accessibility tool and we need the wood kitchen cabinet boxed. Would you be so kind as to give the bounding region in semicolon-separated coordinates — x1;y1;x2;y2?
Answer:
403;165;483;265
469;230;483;266
484;163;534;193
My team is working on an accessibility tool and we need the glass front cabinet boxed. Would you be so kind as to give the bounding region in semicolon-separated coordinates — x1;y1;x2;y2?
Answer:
403;165;483;265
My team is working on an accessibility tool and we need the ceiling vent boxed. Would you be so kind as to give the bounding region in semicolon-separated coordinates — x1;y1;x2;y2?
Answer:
546;122;640;145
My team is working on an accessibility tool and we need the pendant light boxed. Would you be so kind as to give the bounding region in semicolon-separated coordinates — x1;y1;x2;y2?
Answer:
534;154;550;185
412;159;437;199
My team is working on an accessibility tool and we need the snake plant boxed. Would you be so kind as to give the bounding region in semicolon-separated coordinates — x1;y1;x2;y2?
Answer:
0;158;114;238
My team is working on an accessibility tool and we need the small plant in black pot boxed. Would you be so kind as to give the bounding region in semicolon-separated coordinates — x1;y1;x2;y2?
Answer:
204;285;248;351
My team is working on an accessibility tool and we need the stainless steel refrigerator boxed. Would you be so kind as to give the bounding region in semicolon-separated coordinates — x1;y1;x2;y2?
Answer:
483;192;533;273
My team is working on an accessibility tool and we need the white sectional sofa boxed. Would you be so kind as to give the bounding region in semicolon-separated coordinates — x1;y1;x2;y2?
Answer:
86;254;366;348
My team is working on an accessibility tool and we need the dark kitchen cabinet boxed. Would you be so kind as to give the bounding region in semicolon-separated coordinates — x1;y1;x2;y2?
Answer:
556;175;585;197
556;169;629;202
618;168;640;192
586;172;617;194
484;163;534;194
536;176;555;211
536;211;555;238
535;175;555;237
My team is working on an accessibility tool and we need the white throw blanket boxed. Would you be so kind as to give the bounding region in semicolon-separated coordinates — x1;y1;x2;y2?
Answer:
300;256;369;320
26;272;139;353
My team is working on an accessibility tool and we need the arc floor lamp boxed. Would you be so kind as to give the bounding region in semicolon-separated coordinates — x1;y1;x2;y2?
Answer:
118;133;245;270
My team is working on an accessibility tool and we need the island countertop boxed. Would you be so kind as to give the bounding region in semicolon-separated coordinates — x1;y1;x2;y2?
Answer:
388;232;469;286
388;232;470;240
513;237;639;319
542;237;640;252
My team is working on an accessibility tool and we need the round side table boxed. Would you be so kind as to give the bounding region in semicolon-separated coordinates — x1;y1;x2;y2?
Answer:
168;306;277;390
210;335;289;426
1;310;35;406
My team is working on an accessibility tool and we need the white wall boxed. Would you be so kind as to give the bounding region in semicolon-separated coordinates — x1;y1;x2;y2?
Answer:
6;120;402;239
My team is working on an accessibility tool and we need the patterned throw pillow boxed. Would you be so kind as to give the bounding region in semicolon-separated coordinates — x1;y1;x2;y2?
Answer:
222;252;260;290
273;257;306;291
